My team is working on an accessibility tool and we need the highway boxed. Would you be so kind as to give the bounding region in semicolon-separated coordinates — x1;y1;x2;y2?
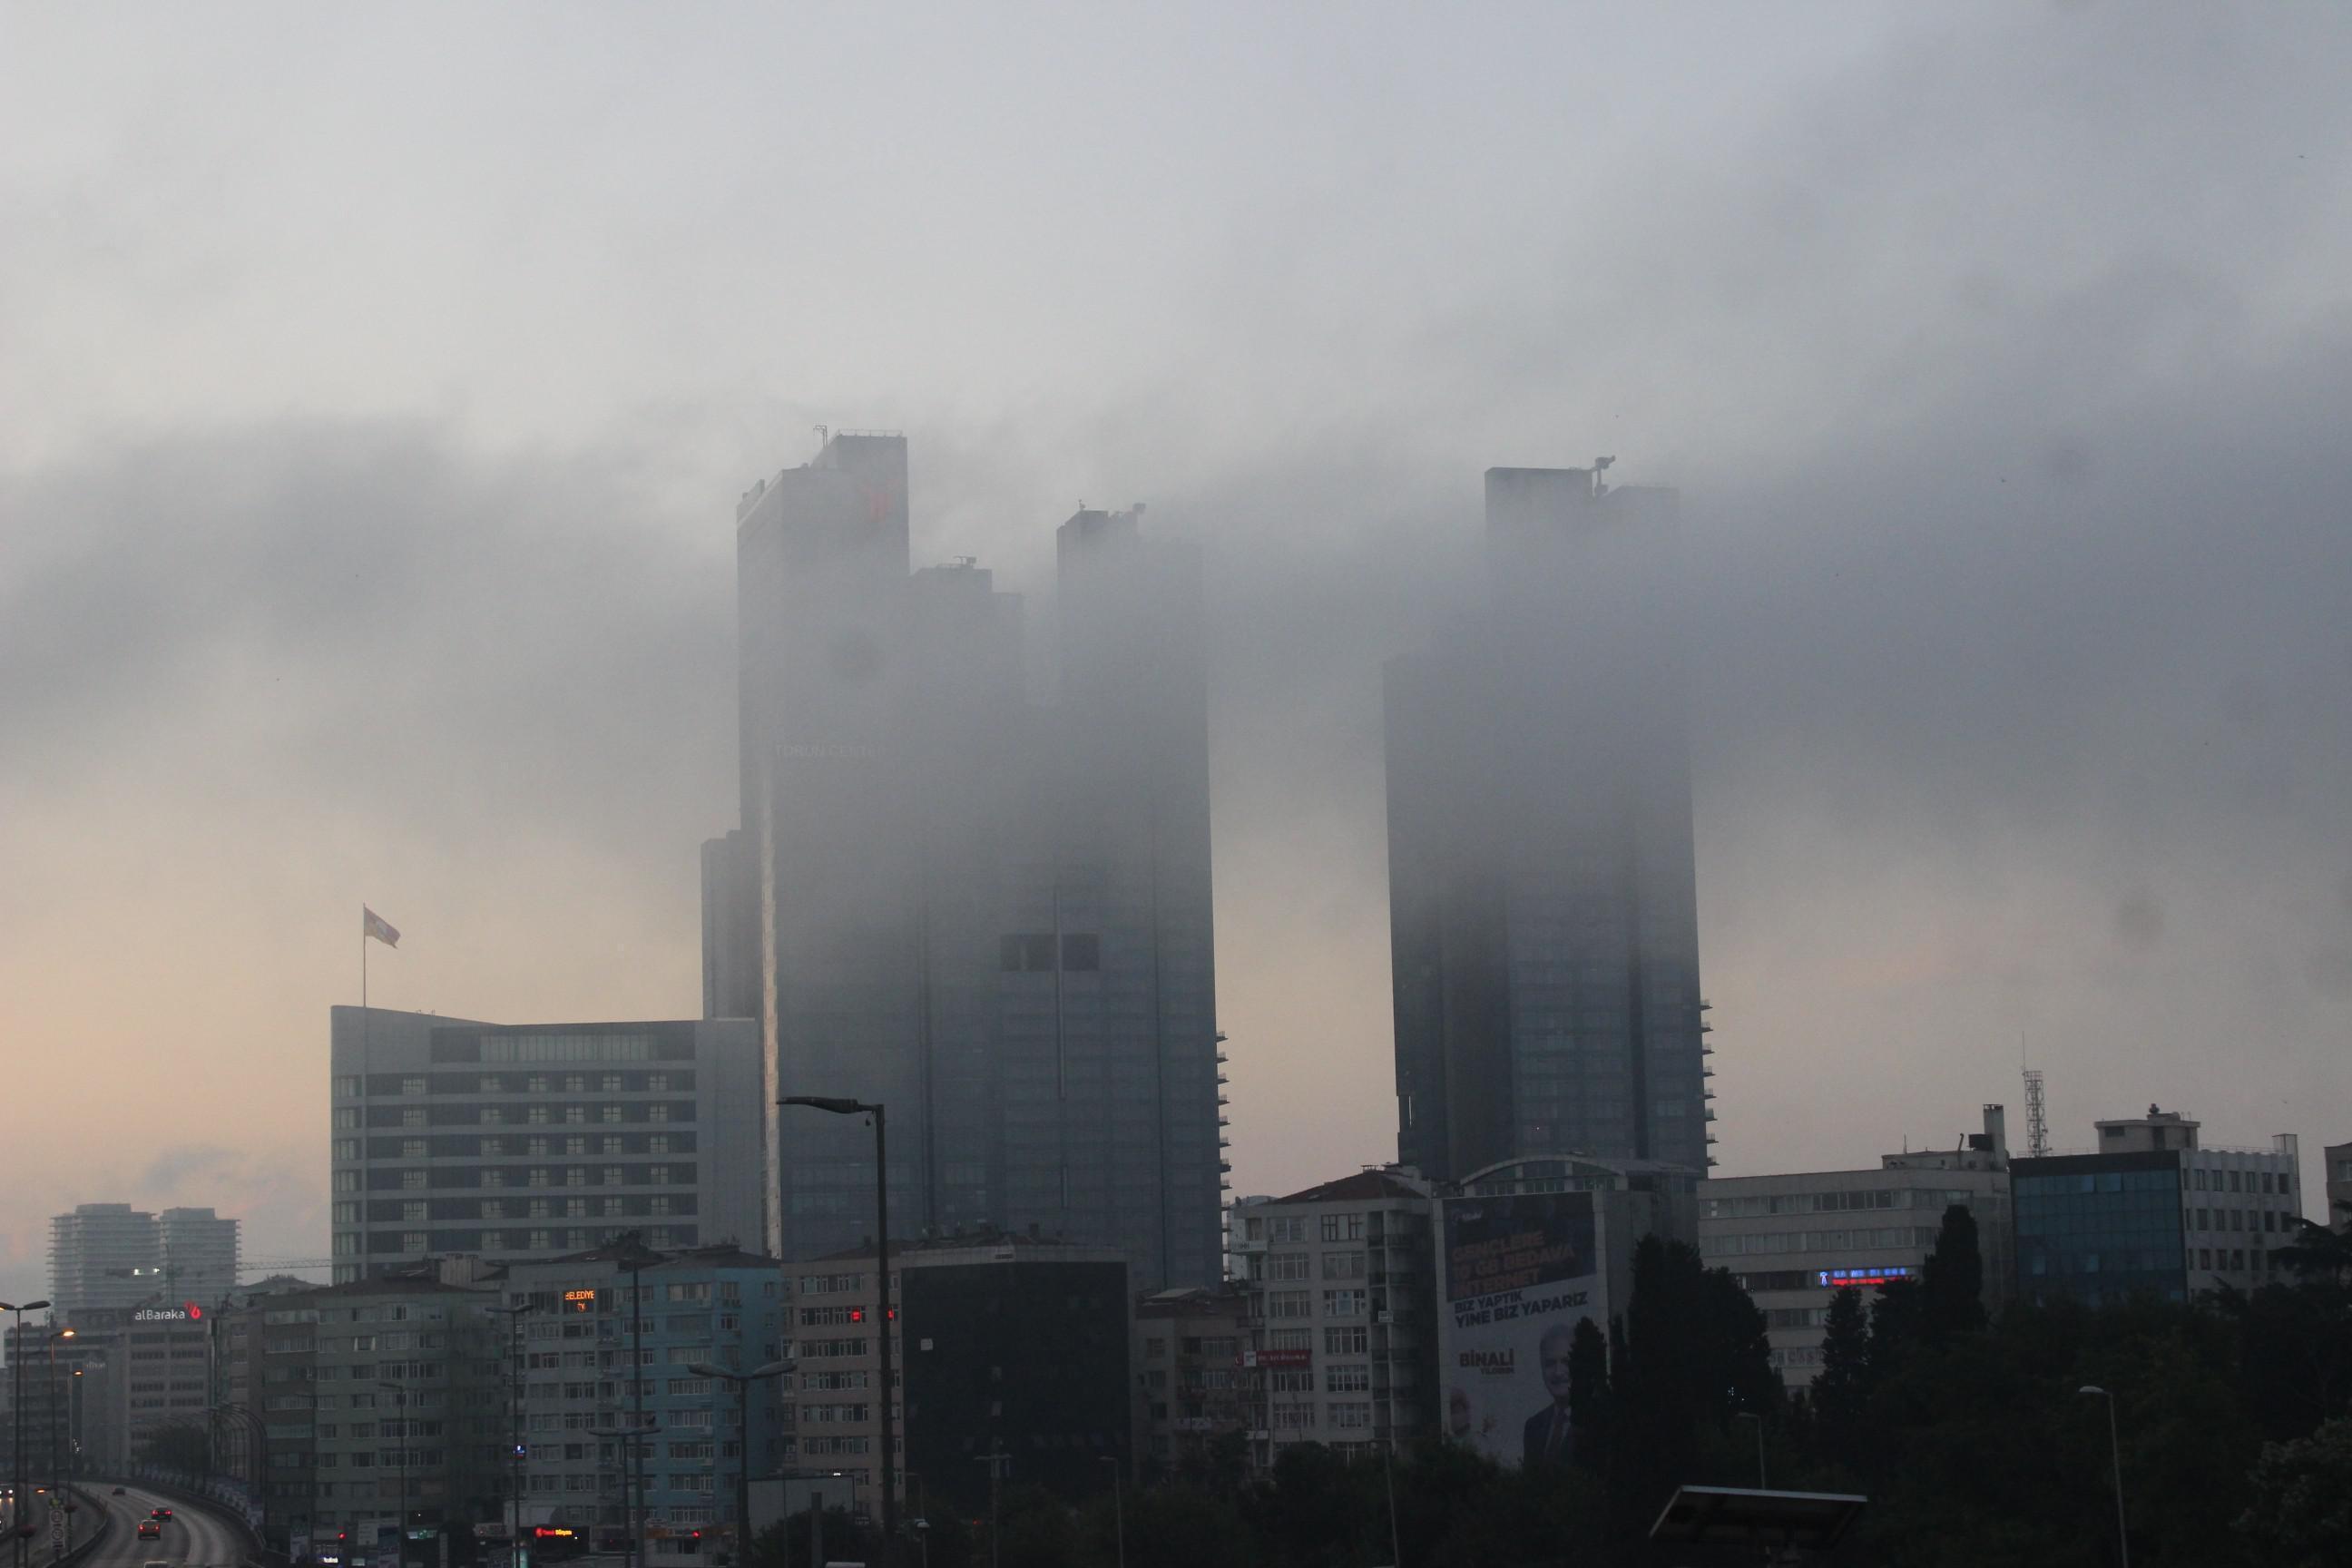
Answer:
72;1484;249;1568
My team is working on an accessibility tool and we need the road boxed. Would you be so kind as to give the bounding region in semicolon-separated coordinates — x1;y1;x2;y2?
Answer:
70;1485;247;1568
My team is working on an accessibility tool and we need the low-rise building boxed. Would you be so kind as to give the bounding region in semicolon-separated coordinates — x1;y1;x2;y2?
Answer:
499;1239;787;1563
1132;1286;1254;1477
1236;1168;1437;1467
2324;1138;2351;1232
2013;1107;2300;1307
783;1234;1131;1520
1702;1106;2012;1387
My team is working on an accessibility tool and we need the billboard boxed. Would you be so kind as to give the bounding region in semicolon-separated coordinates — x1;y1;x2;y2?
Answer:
1437;1191;1602;1469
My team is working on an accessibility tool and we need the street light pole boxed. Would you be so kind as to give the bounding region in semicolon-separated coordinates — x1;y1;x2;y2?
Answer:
686;1361;795;1565
2078;1386;2129;1568
377;1381;408;1567
1733;1411;1767;1489
1097;1456;1123;1568
0;1300;52;1568
493;1299;537;1567
780;1096;896;1566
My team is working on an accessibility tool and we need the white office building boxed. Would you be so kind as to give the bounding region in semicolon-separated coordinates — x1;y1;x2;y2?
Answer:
329;1009;763;1285
1701;1106;2014;1387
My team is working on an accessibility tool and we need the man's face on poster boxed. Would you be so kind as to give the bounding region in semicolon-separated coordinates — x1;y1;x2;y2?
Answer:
1540;1324;1576;1406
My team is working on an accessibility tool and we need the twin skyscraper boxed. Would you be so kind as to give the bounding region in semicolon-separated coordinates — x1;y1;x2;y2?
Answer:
701;435;1706;1290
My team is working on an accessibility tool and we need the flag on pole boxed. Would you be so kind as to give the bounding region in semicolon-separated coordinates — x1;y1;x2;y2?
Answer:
363;906;402;948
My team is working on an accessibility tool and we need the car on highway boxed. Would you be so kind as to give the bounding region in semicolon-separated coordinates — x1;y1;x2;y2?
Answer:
137;1520;162;1539
145;1558;175;1568
152;1507;173;1521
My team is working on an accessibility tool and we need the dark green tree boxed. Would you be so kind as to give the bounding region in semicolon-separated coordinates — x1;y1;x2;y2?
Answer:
1810;1284;1872;1462
1566;1313;1611;1469
1922;1203;1989;1337
2237;1416;2352;1566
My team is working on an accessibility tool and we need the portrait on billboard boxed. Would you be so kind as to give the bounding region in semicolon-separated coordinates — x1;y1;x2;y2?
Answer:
1438;1191;1602;1468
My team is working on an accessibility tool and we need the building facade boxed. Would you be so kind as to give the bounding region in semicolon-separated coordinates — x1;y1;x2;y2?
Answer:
781;1235;1131;1516
2325;1138;2351;1231
1132;1286;1254;1477
1700;1107;2013;1387
2013;1108;2302;1308
498;1240;788;1563
328;1009;764;1285
248;1275;508;1553
1387;465;1710;1185
716;432;1225;1288
1233;1170;1437;1467
49;1204;160;1320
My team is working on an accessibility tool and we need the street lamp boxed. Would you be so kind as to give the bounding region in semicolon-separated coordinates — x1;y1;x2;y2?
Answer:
377;1381;409;1565
779;1095;897;1565
0;1300;52;1568
2078;1387;2129;1568
492;1299;538;1560
1732;1411;1767;1489
46;1328;75;1547
585;1428;656;1568
686;1360;795;1565
1096;1456;1124;1568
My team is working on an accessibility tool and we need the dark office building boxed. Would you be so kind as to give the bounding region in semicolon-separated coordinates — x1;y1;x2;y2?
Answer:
712;434;1225;1288
786;1237;1130;1514
1387;464;1710;1184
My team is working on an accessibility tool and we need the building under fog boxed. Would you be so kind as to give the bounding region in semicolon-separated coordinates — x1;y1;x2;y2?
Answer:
49;1200;240;1319
1387;464;1711;1183
705;432;1226;1289
327;1008;764;1283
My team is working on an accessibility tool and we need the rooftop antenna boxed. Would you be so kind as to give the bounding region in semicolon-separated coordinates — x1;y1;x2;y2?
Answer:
813;424;828;454
1592;455;1615;497
2024;1051;2051;1160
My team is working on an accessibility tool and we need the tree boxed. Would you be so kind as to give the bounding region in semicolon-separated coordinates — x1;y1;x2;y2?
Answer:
1566;1314;1611;1469
1810;1285;1871;1462
1922;1203;1989;1337
2237;1416;2352;1566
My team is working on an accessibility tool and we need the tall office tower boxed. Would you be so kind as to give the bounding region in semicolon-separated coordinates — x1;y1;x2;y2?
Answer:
1387;465;1710;1183
48;1202;161;1319
327;1007;765;1283
720;434;1223;1287
156;1206;240;1305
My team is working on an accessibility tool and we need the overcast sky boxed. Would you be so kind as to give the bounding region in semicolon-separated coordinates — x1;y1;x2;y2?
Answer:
4;2;2348;1304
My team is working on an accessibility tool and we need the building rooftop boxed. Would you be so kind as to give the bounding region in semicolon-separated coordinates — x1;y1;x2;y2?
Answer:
1268;1168;1433;1206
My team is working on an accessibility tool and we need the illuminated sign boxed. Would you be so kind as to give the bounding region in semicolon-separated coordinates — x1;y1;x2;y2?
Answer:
1817;1267;1915;1289
562;1289;597;1312
132;1300;203;1322
1250;1348;1311;1369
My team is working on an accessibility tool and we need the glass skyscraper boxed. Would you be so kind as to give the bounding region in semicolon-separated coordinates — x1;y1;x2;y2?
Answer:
710;435;1224;1289
1387;465;1710;1183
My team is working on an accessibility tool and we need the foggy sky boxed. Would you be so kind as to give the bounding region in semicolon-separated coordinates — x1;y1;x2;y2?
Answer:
5;2;2349;1303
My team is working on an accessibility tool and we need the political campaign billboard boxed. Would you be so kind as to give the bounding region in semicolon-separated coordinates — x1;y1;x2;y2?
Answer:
1437;1190;1603;1468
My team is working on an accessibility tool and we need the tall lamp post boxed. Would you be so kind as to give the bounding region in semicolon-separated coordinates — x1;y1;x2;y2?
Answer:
492;1299;538;1564
2078;1386;2129;1568
585;1429;654;1568
779;1096;896;1565
1096;1455;1124;1568
686;1360;795;1564
46;1328;76;1550
1732;1411;1767;1489
377;1382;409;1567
0;1300;52;1568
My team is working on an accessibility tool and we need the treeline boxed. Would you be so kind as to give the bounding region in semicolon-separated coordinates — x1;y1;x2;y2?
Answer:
750;1218;2352;1568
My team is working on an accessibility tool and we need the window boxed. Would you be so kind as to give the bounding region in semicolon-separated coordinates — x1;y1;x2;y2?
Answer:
603;1104;623;1123
400;1139;426;1159
1269;1252;1310;1282
402;1108;426;1128
1321;1289;1367;1318
1324;1365;1369;1393
649;1103;671;1123
335;1107;361;1130
528;1107;551;1125
1327;1401;1373;1430
603;1073;624;1093
565;1135;587;1155
400;1169;426;1191
1269;1369;1313;1393
565;1105;586;1123
333;1138;359;1161
1321;1251;1367;1280
1323;1327;1368;1355
402;1076;426;1095
1000;933;1056;971
1061;933;1101;971
1267;1291;1313;1320
334;1075;362;1098
1320;1215;1341;1242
